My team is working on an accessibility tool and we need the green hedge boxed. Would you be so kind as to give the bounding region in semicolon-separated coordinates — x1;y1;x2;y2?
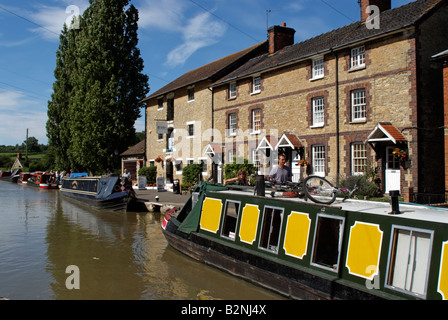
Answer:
138;166;157;184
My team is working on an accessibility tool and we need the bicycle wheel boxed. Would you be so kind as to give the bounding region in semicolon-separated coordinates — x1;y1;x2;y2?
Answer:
303;176;336;205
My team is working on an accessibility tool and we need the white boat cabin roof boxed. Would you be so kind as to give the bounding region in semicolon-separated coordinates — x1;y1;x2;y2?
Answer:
213;188;448;225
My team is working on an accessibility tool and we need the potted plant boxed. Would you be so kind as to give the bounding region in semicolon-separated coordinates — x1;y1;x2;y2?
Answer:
155;156;163;163
392;148;407;161
297;159;309;167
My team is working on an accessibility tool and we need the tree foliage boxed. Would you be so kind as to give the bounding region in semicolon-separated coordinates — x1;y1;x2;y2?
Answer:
47;0;149;173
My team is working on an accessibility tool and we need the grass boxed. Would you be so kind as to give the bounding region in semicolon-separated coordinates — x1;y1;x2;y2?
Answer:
0;152;45;171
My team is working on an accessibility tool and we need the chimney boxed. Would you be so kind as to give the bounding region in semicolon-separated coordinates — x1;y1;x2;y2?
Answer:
268;23;295;55
359;0;391;21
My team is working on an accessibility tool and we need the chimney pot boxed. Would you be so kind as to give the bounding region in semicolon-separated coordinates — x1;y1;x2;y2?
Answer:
268;24;295;55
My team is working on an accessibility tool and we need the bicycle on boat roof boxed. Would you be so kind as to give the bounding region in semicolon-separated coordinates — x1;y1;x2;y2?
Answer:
263;175;360;205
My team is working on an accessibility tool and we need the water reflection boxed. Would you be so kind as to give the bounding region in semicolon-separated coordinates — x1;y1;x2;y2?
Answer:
0;182;283;300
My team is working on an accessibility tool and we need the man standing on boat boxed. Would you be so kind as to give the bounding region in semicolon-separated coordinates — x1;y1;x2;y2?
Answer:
123;169;131;181
269;154;292;184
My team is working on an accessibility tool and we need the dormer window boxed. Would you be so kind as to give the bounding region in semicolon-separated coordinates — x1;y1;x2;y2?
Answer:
312;57;324;80
229;82;237;99
350;46;365;69
252;76;261;94
187;87;194;102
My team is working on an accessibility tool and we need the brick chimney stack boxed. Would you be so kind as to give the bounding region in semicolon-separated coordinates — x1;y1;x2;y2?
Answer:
268;23;295;55
359;0;391;21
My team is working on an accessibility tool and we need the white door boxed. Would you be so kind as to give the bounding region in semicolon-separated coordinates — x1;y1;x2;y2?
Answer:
291;151;301;183
385;147;401;193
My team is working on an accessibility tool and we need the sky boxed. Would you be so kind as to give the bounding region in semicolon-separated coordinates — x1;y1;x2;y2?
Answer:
0;0;415;146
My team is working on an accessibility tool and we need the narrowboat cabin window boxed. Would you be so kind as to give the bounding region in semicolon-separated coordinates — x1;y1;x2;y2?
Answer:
258;206;284;253
386;226;433;298
221;200;241;240
311;215;345;272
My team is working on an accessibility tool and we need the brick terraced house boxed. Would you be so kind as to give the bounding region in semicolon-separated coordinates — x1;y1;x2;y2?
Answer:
141;42;268;185
142;0;448;201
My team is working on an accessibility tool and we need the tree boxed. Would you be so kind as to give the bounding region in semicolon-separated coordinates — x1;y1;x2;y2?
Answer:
47;0;149;173
46;24;73;170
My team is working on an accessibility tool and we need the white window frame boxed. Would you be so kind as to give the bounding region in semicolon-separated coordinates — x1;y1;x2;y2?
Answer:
351;89;366;122
229;82;237;99
227;149;235;164
311;214;345;272
312;97;325;127
385;226;433;299
186;121;195;139
157;98;163;110
258;206;285;254
251;109;262;134
252;149;261;175
312;57;324;80
251;76;261;94
220;200;241;241
351;143;367;175
187;87;194;102
175;159;183;174
350;46;366;69
228;113;237;136
199;157;208;176
312;145;325;177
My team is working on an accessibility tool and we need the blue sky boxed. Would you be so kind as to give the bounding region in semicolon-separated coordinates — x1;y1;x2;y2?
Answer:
0;0;414;146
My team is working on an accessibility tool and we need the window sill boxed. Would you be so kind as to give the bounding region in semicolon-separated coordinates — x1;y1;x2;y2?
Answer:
250;131;261;136
348;65;366;72
228;96;237;101
310;75;324;82
310;124;324;128
250;90;261;96
350;119;366;124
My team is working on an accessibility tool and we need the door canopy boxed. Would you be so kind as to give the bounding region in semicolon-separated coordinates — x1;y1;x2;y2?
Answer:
365;122;407;145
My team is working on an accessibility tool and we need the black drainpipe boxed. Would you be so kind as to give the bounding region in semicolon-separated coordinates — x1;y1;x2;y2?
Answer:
332;49;340;185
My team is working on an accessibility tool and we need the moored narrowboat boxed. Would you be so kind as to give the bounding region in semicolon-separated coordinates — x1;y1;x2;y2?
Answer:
60;175;135;212
162;182;448;300
18;172;30;184
0;171;12;180
27;172;58;189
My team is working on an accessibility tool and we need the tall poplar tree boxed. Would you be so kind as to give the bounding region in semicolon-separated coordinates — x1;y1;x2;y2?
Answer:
47;0;149;173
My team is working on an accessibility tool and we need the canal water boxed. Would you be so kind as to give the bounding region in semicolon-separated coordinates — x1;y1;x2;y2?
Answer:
0;181;284;300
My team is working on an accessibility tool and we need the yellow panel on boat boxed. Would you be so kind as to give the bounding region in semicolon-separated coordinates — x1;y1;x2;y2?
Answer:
437;241;448;300
239;204;260;245
283;211;311;259
346;222;383;280
199;197;223;234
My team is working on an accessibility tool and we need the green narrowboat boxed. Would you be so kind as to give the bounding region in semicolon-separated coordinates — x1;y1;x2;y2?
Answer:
162;182;448;300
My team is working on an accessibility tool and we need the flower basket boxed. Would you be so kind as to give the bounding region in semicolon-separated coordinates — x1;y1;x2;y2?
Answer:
392;148;407;161
297;159;310;167
155;157;163;163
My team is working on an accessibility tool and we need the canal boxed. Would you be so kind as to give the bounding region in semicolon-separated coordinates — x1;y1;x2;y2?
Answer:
0;181;284;300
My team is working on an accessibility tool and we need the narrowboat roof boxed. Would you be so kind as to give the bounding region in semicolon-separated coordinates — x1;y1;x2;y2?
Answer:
208;188;448;224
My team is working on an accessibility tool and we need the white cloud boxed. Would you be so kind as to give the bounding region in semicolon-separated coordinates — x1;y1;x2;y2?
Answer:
165;12;227;67
137;0;188;31
0;89;48;145
28;1;89;41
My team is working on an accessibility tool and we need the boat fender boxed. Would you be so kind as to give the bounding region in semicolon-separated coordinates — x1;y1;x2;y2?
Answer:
162;213;171;230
